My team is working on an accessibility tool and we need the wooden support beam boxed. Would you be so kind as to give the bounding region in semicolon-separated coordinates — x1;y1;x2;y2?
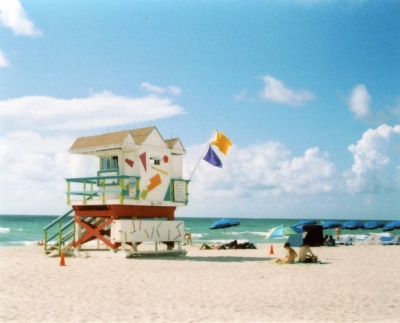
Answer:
74;216;115;249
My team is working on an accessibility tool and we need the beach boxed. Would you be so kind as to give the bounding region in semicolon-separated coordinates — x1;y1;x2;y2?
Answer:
0;243;399;323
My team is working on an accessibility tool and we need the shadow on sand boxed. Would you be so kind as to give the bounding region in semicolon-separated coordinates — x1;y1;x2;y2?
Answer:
129;255;274;262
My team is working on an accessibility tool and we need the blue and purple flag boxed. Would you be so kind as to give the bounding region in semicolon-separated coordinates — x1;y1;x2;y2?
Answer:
203;146;222;168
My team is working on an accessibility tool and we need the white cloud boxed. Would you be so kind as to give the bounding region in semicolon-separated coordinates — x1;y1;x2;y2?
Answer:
348;84;371;118
140;82;182;96
0;131;98;214
260;75;315;106
0;50;9;67
185;142;337;200
345;124;400;194
0;0;42;36
0;91;185;131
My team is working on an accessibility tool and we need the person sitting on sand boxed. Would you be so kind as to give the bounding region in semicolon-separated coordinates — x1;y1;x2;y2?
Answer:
322;235;329;245
275;242;297;264
326;235;335;246
298;244;318;263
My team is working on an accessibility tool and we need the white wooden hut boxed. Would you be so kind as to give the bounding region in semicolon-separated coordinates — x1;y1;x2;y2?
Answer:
59;126;189;254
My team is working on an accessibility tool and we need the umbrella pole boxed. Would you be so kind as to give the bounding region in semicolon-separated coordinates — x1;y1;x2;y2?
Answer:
224;228;227;244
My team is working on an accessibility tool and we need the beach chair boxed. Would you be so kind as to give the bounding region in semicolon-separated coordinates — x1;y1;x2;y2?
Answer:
379;236;400;245
336;236;353;246
360;234;379;245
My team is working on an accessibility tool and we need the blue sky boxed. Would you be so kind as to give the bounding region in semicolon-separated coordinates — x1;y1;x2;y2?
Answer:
0;0;399;219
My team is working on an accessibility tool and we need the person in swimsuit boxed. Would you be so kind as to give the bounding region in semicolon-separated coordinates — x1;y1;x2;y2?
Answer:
298;244;318;263
275;242;297;264
335;227;341;241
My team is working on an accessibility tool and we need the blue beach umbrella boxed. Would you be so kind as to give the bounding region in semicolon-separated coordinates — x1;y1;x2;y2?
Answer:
342;220;365;230
322;221;342;229
209;219;240;230
382;220;400;232
292;220;317;229
209;219;240;243
266;225;302;239
364;220;385;230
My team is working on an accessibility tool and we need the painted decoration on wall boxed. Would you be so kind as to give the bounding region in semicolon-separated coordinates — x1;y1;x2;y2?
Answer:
140;152;147;172
146;173;162;192
152;166;168;176
125;158;134;168
113;220;184;243
163;155;169;163
140;189;148;199
164;184;172;201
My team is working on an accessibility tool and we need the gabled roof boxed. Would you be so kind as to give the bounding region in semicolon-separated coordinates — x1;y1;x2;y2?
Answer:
164;138;185;152
69;126;155;151
131;127;156;145
164;138;179;149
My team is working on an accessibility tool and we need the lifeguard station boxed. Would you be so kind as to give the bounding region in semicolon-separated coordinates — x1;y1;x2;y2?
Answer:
44;126;189;257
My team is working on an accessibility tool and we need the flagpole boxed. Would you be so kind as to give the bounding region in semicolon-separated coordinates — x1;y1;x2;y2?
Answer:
189;129;217;180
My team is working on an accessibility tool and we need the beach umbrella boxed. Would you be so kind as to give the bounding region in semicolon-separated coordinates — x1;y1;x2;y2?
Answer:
342;220;365;230
364;220;385;230
209;219;240;243
321;220;342;237
292;220;317;229
321;221;342;229
266;225;301;239
382;220;400;232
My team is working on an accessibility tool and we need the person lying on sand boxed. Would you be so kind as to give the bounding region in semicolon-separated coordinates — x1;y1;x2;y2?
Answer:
200;243;226;250
298;244;318;263
200;240;257;250
275;242;297;264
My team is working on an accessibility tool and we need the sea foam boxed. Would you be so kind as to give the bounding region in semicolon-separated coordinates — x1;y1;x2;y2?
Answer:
0;227;10;234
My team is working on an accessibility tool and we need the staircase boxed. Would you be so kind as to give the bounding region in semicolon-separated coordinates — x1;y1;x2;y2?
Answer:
43;209;75;255
44;209;113;256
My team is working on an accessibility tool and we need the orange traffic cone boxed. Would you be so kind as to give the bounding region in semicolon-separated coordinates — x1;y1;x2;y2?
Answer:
60;252;66;266
270;245;274;255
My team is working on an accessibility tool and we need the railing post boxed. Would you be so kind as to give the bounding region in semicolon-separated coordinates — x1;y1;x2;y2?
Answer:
83;180;86;205
58;230;62;256
90;182;93;200
67;181;70;205
102;180;105;204
119;177;124;204
44;229;47;253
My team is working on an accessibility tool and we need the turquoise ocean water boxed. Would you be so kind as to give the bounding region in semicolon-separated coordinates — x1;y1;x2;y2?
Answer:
0;215;395;247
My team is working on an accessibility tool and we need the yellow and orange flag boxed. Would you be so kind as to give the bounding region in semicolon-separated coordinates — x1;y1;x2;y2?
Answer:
210;131;232;155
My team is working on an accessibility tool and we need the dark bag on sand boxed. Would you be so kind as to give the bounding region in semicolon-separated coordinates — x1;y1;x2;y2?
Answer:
304;256;314;263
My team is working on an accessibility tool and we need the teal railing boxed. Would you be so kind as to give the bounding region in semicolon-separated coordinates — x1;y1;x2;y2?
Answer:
43;209;75;255
43;192;101;255
66;175;141;205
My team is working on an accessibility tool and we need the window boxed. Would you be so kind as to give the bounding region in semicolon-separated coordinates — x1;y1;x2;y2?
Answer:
101;156;119;170
150;157;160;165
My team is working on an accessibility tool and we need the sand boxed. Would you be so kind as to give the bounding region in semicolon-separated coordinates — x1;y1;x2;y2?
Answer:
0;243;399;323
